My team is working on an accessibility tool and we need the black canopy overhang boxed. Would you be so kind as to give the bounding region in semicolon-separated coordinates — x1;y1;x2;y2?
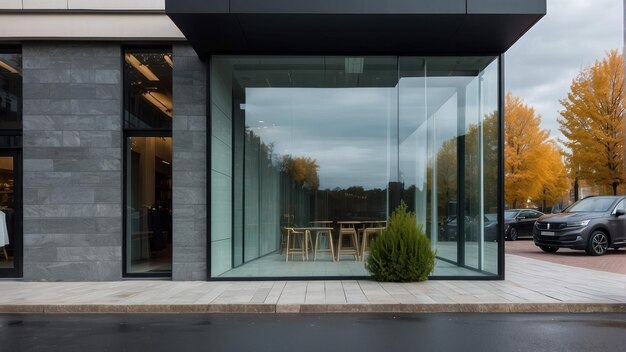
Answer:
165;11;544;57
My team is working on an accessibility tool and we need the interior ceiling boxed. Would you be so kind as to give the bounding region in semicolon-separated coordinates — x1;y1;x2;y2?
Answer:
229;56;494;90
228;56;490;145
126;52;174;118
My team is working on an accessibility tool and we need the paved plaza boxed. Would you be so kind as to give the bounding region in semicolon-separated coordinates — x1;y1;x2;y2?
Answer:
506;239;626;275
0;253;624;313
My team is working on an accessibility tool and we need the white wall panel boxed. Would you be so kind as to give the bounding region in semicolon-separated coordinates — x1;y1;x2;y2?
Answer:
68;0;164;10
23;0;68;10
1;0;164;10
0;0;22;10
0;13;184;40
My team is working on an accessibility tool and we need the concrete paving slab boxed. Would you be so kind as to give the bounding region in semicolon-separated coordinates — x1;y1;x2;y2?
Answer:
0;254;624;313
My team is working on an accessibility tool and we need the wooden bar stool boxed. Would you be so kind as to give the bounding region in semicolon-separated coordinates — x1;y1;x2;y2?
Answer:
313;228;335;262
336;222;360;261
279;227;289;254
360;227;384;261
285;227;307;262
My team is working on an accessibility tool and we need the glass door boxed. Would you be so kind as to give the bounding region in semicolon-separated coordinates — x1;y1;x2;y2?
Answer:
124;135;173;275
0;151;21;277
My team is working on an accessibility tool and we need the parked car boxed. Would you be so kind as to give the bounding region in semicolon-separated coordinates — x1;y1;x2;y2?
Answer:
533;196;626;256
483;214;498;242
441;214;498;242
441;216;469;241
505;209;544;240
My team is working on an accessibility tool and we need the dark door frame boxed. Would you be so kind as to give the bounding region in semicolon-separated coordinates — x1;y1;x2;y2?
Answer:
0;148;22;278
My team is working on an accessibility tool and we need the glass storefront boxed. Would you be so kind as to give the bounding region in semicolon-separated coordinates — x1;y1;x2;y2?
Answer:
0;155;17;272
0;51;21;131
0;49;22;278
123;48;173;276
210;56;501;278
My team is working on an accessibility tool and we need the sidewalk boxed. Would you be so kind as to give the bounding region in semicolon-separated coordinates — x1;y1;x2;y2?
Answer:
0;254;624;313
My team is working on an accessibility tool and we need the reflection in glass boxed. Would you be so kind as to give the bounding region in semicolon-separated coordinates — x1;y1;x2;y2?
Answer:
211;56;501;278
0;52;22;130
400;57;500;275
221;56;396;276
124;50;173;129
0;156;15;269
125;137;173;274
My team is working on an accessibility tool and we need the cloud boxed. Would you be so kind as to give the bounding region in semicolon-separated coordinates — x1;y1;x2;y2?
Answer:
505;0;623;141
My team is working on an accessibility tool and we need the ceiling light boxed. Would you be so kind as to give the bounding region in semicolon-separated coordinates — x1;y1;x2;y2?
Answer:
0;60;19;74
125;54;159;81
142;91;172;117
240;104;246;110
163;54;173;67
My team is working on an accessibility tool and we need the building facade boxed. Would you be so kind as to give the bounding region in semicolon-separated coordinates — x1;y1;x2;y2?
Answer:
0;0;545;281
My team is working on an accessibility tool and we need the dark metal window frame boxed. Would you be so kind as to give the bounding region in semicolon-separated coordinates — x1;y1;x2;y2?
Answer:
206;53;506;281
121;46;173;279
0;46;22;278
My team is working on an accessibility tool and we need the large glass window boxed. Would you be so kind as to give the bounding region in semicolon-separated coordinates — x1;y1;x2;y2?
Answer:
124;50;173;130
0;49;22;278
0;51;21;131
398;57;500;275
211;56;501;278
125;136;172;274
123;48;173;276
0;155;19;274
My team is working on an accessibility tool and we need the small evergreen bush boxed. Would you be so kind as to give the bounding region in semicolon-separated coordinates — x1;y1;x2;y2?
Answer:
366;202;436;282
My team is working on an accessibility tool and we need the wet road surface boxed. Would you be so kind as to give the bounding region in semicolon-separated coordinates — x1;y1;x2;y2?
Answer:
1;313;625;352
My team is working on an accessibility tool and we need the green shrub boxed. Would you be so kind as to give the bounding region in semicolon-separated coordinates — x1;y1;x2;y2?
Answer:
366;202;436;282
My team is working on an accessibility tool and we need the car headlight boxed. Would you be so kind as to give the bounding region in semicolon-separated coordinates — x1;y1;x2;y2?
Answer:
567;220;590;227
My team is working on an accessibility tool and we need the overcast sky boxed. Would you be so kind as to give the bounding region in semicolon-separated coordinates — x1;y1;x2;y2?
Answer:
505;0;623;142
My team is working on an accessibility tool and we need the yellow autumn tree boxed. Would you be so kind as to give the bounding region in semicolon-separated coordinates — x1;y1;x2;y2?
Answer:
282;155;320;190
505;93;555;208
436;138;457;210
558;50;625;195
466;111;499;211
534;143;570;211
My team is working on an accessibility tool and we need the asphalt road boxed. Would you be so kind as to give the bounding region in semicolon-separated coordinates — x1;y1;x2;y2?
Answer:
1;313;625;352
506;238;626;274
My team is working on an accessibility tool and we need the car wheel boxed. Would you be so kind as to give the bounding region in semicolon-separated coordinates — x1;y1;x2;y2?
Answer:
539;246;559;253
585;231;609;256
508;228;518;241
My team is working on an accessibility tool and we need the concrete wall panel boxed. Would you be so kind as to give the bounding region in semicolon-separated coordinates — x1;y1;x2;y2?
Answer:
172;44;208;281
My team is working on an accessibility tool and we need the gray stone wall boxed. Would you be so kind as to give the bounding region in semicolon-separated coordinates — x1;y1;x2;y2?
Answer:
172;44;207;280
22;43;122;281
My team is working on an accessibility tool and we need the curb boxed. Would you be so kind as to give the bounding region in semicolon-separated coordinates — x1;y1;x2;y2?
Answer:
0;303;624;314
